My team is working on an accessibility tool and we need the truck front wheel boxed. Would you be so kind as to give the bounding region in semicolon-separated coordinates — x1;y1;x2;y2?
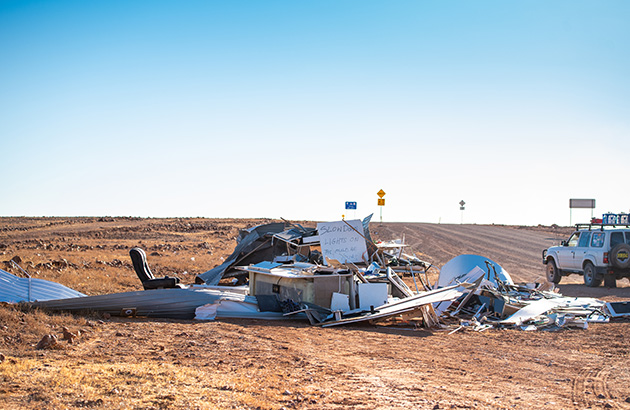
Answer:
583;262;602;287
546;259;561;284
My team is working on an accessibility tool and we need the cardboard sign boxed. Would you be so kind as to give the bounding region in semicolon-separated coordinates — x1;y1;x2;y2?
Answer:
317;219;368;264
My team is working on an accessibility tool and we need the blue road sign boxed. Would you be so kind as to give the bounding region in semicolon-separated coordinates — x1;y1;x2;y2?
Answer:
345;201;357;210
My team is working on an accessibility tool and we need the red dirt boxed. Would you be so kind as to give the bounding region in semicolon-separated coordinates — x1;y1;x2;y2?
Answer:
1;217;629;409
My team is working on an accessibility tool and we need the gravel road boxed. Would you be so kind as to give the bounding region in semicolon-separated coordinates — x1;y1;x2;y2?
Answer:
372;222;630;299
372;223;570;282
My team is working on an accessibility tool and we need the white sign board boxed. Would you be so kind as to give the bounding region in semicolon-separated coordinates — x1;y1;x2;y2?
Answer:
317;219;368;264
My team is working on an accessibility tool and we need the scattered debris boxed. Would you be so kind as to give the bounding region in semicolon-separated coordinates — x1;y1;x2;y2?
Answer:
605;301;630;317
195;221;319;285
319;283;464;327
0;217;621;333
433;255;608;331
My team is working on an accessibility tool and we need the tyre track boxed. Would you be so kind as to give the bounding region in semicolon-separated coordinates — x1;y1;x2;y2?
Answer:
571;366;629;410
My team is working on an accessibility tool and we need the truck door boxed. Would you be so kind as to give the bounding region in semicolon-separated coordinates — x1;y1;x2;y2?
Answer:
573;231;591;269
557;232;580;269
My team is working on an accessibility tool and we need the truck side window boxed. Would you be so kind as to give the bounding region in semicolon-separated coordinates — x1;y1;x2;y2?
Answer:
578;232;591;247
626;232;630;245
591;232;604;247
611;232;624;248
567;233;580;247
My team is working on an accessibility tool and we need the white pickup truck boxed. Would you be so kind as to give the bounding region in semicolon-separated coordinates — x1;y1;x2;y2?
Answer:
542;223;630;287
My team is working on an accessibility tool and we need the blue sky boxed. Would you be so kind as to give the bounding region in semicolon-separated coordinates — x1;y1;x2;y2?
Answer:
1;1;629;225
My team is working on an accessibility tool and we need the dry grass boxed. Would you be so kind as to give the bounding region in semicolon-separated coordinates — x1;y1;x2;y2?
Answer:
1;217;271;295
0;303;306;410
0;304;92;351
0;301;297;410
0;357;288;409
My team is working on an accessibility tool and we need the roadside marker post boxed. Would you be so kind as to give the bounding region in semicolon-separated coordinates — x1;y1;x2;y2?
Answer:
459;200;466;224
377;189;386;223
345;201;357;219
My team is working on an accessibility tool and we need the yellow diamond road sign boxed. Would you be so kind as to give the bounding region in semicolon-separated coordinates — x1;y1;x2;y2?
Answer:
377;189;386;198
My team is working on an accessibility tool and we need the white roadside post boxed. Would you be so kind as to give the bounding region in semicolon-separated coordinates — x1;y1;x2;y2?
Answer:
345;201;357;220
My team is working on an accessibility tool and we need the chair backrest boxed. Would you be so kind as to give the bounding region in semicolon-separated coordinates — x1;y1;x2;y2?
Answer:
129;247;155;283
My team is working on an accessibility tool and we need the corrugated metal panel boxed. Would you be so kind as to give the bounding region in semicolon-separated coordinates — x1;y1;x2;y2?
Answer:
0;269;86;303
34;287;255;319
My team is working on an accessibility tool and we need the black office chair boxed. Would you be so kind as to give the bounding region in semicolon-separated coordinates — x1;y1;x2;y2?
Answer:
129;247;181;290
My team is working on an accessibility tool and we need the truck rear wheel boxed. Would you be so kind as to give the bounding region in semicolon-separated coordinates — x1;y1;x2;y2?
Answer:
583;262;602;287
604;273;617;288
546;259;561;284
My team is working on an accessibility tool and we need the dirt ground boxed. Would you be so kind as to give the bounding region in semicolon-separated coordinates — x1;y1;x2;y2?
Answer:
1;217;630;410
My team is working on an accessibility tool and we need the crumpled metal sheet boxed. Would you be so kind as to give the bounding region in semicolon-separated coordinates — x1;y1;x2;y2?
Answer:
0;268;86;303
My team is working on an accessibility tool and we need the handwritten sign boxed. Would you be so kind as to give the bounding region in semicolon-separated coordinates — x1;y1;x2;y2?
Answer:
317;219;368;264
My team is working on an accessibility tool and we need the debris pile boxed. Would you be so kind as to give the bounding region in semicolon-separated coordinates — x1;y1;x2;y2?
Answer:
1;217;627;333
426;254;609;332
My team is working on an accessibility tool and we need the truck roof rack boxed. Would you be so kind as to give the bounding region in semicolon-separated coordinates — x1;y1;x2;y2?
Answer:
575;223;630;231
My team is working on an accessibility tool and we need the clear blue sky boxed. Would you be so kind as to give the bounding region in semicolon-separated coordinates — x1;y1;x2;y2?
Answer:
1;1;628;225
